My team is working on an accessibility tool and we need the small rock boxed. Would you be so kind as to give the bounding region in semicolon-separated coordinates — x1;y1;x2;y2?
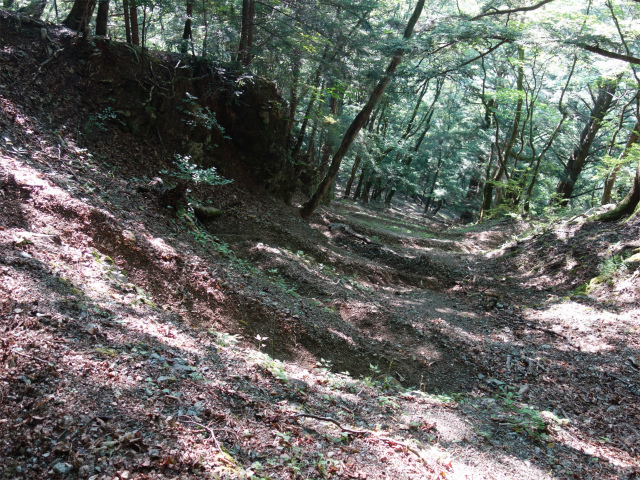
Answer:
171;364;196;374
288;379;308;391
122;230;136;246
624;253;640;269
149;353;166;363
157;375;177;384
53;462;73;475
148;449;161;459
19;251;32;259
107;271;127;283
486;378;505;387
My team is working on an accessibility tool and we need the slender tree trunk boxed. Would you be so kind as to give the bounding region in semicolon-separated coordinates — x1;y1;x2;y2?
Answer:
287;51;301;146
300;0;426;218
602;119;640;205
362;178;373;204
201;0;208;55
291;48;329;161
237;0;254;64
95;0;109;36
555;77;619;205
479;143;496;220
244;0;255;66
344;155;361;198
130;2;140;46
344;104;382;199
123;0;132;44
353;167;367;200
424;152;443;213
183;0;194;42
238;0;249;62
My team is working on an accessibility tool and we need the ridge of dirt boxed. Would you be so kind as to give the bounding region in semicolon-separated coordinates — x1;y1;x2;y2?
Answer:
2;10;640;480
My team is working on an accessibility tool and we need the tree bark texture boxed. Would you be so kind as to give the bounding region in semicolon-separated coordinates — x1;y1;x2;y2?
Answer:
62;0;97;31
95;0;109;36
344;155;361;198
183;0;194;41
123;0;131;44
300;0;426;219
237;0;255;65
130;3;140;45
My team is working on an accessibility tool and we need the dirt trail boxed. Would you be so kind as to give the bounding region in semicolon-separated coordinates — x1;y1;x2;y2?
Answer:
2;141;640;479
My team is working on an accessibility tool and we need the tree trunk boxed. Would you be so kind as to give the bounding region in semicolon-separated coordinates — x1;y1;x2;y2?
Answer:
344;155;361;198
62;0;97;31
300;0;426;219
123;0;132;44
183;0;194;42
244;0;255;66
478;143;496;220
237;0;254;65
593;158;640;221
353;167;367;200
466;178;480;198
602;119;640;204
362;178;373;204
555;78;619;206
424;152;443;213
95;0;109;36
384;188;396;204
291;48;329;161
130;2;140;45
287;51;301;146
238;0;249;62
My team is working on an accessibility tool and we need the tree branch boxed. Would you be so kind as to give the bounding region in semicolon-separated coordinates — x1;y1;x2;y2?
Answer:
470;0;556;20
578;44;640;66
439;40;509;75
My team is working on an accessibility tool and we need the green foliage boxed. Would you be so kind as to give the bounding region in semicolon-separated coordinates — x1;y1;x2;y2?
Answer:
180;93;230;139
85;107;121;134
161;154;232;186
210;329;242;347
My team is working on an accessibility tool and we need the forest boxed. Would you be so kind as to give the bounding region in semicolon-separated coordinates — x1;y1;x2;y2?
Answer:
1;1;640;479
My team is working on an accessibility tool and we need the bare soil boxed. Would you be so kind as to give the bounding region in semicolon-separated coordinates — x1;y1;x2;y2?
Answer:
1;10;639;480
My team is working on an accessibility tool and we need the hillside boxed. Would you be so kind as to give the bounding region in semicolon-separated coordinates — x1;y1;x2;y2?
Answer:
2;10;640;480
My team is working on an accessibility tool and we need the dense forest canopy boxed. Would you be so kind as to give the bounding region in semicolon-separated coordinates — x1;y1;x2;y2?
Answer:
7;0;640;220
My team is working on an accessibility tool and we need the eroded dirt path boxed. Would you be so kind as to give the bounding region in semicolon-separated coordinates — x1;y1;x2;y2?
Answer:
2;140;640;479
